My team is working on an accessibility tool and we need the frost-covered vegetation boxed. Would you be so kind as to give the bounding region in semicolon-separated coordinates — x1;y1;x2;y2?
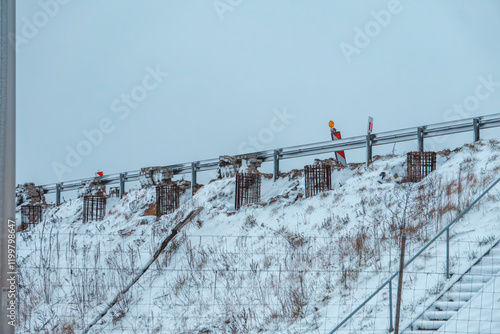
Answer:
17;140;500;333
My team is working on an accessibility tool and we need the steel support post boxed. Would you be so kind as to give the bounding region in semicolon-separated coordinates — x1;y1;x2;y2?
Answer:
446;228;450;279
56;183;62;205
389;280;394;332
394;235;406;334
366;134;372;168
273;150;281;181
119;173;126;198
417;127;425;152
473;118;480;142
0;1;16;332
191;162;198;196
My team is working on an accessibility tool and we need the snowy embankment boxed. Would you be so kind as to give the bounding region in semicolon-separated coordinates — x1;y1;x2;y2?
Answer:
17;140;500;333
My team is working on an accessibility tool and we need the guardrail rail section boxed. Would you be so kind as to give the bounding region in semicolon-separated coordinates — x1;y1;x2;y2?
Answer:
38;113;500;204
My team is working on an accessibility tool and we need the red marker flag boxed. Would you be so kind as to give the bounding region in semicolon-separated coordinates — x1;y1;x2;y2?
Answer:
96;171;104;177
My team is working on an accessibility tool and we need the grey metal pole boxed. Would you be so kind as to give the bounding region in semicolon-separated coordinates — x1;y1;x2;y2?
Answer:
273;150;280;181
389;280;394;332
394;235;406;334
191;162;197;196
473;118;480;142
366;134;372;168
417;127;425;152
446;228;450;279
0;0;16;332
56;183;62;205
119;173;126;198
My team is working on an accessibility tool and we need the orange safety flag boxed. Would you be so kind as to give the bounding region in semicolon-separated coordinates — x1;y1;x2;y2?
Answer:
96;171;104;177
331;131;347;167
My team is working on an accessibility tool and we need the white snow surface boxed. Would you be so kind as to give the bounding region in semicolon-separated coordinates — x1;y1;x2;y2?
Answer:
437;277;500;333
16;140;500;333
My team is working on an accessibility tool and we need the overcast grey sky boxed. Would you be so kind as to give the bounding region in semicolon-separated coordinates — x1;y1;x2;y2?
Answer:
16;0;500;185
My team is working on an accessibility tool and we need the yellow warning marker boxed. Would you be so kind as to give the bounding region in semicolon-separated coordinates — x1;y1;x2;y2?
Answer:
328;120;335;128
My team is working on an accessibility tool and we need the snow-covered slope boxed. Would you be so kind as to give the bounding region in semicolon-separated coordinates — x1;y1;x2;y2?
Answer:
17;140;500;333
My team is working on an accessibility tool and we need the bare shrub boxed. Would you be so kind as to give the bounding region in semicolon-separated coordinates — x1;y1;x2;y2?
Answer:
244;215;257;228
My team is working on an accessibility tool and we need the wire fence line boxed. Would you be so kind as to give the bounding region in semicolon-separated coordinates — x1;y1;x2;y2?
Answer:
17;228;500;333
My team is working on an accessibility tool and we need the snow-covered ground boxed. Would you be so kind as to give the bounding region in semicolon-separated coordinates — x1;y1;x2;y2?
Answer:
437;277;500;333
16;140;500;333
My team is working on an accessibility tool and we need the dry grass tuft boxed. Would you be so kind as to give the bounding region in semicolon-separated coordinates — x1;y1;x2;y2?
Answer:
143;203;156;216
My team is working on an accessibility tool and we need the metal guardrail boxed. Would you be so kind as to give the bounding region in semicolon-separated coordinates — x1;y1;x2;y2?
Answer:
38;113;500;203
328;174;500;333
